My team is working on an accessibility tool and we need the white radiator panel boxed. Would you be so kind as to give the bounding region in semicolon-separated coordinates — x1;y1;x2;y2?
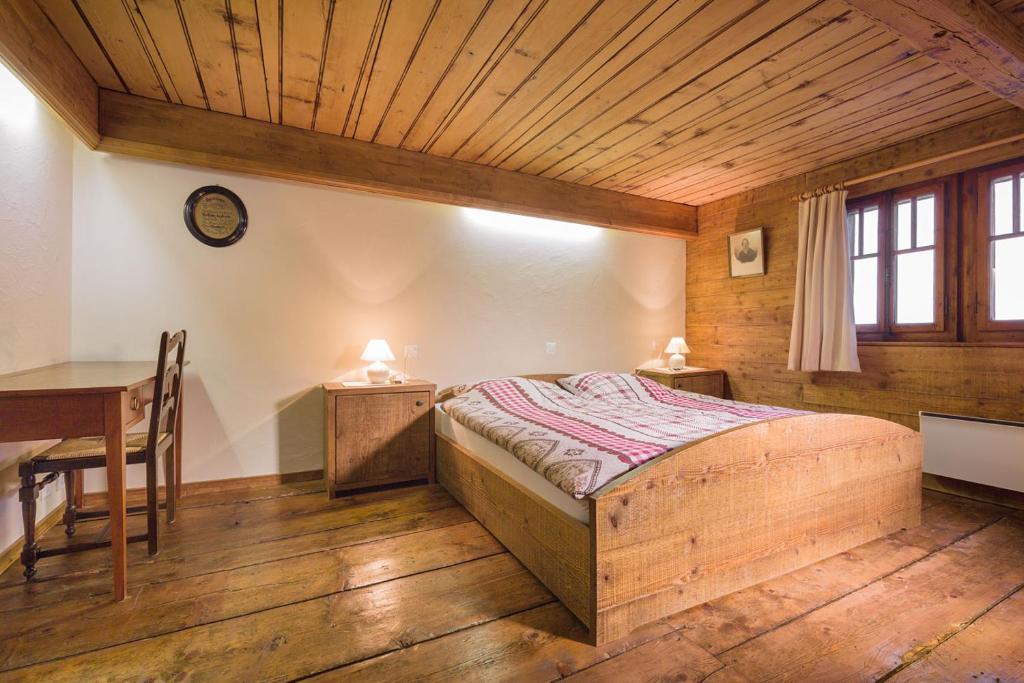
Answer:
920;412;1024;493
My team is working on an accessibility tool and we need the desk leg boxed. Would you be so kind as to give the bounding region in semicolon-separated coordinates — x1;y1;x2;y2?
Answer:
104;391;128;601
174;380;183;501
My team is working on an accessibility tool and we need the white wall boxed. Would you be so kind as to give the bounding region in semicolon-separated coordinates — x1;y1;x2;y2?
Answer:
0;65;74;551
72;152;686;488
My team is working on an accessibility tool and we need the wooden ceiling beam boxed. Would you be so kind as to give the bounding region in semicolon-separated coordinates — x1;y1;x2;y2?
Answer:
0;0;99;147
96;91;696;239
844;0;1024;109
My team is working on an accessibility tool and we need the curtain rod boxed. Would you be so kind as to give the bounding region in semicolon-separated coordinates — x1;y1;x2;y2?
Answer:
790;132;1024;202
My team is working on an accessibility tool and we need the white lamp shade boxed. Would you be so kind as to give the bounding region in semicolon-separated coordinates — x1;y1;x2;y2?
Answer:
360;339;396;362
664;337;690;354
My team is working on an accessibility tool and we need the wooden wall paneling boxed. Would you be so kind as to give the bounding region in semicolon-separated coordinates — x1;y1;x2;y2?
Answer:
131;0;207;109
844;0;1024;108
688;128;1024;431
97;90;698;238
35;0;123;91
176;0;244;116
349;0;440;142
279;0;329;129
76;1;168;101
0;0;99;147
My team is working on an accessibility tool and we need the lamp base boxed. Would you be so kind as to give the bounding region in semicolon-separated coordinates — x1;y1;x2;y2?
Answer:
668;353;685;371
366;361;391;384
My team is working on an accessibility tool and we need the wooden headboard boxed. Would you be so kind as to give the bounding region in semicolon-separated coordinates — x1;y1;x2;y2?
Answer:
436;373;572;403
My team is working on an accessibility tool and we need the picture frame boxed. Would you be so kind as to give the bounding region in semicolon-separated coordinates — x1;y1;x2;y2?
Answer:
184;186;248;247
728;227;765;277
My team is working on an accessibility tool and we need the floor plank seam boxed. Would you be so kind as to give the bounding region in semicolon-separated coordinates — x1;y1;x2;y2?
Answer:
875;580;1024;682
0;550;515;675
547;626;728;682
0;517;484;619
0;501;463;590
710;514;1010;658
286;600;561;682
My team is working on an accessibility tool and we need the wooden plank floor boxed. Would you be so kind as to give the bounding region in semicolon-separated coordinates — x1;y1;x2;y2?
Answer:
0;482;1021;682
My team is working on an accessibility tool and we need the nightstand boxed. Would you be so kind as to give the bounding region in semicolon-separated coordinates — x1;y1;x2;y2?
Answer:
635;367;726;398
322;379;435;498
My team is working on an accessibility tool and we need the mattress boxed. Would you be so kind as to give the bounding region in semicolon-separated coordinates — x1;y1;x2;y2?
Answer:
435;403;590;524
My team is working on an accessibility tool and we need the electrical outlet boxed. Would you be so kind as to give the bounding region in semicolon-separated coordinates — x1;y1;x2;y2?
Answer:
404;345;419;359
546;342;557;355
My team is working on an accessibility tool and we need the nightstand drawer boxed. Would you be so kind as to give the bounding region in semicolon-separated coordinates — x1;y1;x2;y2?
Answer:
673;374;724;398
335;391;431;487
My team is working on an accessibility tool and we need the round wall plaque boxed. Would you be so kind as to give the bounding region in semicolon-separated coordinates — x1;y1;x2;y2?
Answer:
184;186;248;247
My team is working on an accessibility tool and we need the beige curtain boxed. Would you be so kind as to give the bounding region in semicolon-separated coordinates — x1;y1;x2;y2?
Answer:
788;189;860;372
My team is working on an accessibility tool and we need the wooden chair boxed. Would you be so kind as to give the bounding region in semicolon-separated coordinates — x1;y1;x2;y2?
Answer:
19;330;187;579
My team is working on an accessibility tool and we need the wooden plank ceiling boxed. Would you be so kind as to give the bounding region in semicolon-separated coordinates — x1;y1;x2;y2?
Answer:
38;0;1022;206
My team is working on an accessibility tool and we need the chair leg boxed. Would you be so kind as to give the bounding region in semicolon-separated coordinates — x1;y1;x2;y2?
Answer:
63;470;78;536
145;451;158;556
19;468;39;580
164;448;176;524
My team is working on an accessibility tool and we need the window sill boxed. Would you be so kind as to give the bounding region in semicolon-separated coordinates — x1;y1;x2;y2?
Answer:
857;340;1024;348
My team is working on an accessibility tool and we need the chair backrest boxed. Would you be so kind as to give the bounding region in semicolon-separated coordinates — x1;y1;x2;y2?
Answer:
147;330;187;447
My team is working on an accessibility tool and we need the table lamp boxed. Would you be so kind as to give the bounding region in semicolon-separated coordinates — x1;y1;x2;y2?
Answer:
361;339;396;384
664;337;690;370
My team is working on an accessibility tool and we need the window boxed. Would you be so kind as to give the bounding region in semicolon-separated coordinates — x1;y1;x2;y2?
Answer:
846;181;951;341
847;200;882;332
974;160;1024;341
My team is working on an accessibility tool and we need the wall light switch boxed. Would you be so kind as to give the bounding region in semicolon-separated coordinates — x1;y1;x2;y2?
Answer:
404;345;419;359
546;342;557;355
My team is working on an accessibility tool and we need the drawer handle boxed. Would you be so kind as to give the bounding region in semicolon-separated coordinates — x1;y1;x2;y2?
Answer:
130;397;140;411
415;400;424;407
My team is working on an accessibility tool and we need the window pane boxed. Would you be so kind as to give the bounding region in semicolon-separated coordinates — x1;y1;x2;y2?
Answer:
915;195;935;247
862;207;878;254
896;199;913;249
853;257;878;326
993;235;1024;320
846;211;859;256
992;176;1014;236
896;250;935;324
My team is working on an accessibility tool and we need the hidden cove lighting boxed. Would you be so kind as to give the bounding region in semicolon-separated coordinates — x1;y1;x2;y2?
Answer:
462;207;600;242
0;62;37;130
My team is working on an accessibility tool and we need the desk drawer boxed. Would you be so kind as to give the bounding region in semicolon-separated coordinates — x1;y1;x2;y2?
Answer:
126;387;146;427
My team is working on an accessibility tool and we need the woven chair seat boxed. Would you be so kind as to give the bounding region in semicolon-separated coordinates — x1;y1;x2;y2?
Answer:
35;432;171;461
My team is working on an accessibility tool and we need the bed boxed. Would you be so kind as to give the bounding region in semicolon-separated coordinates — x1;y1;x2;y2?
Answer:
434;373;922;645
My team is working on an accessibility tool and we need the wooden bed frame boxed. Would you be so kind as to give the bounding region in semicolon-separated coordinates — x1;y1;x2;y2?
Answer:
435;374;922;645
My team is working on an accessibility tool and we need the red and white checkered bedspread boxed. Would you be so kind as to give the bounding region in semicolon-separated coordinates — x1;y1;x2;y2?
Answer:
442;374;805;499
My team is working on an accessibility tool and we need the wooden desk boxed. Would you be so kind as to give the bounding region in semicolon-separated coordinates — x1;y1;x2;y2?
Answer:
0;362;183;600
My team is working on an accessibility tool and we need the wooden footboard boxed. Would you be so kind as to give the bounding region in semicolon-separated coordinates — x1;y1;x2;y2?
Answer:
436;410;922;646
590;413;922;643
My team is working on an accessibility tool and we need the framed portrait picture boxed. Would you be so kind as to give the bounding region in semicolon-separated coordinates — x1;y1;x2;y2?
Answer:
728;227;765;277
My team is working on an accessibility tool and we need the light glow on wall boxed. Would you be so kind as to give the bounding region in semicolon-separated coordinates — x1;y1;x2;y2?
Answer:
0;62;37;130
462;207;601;242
